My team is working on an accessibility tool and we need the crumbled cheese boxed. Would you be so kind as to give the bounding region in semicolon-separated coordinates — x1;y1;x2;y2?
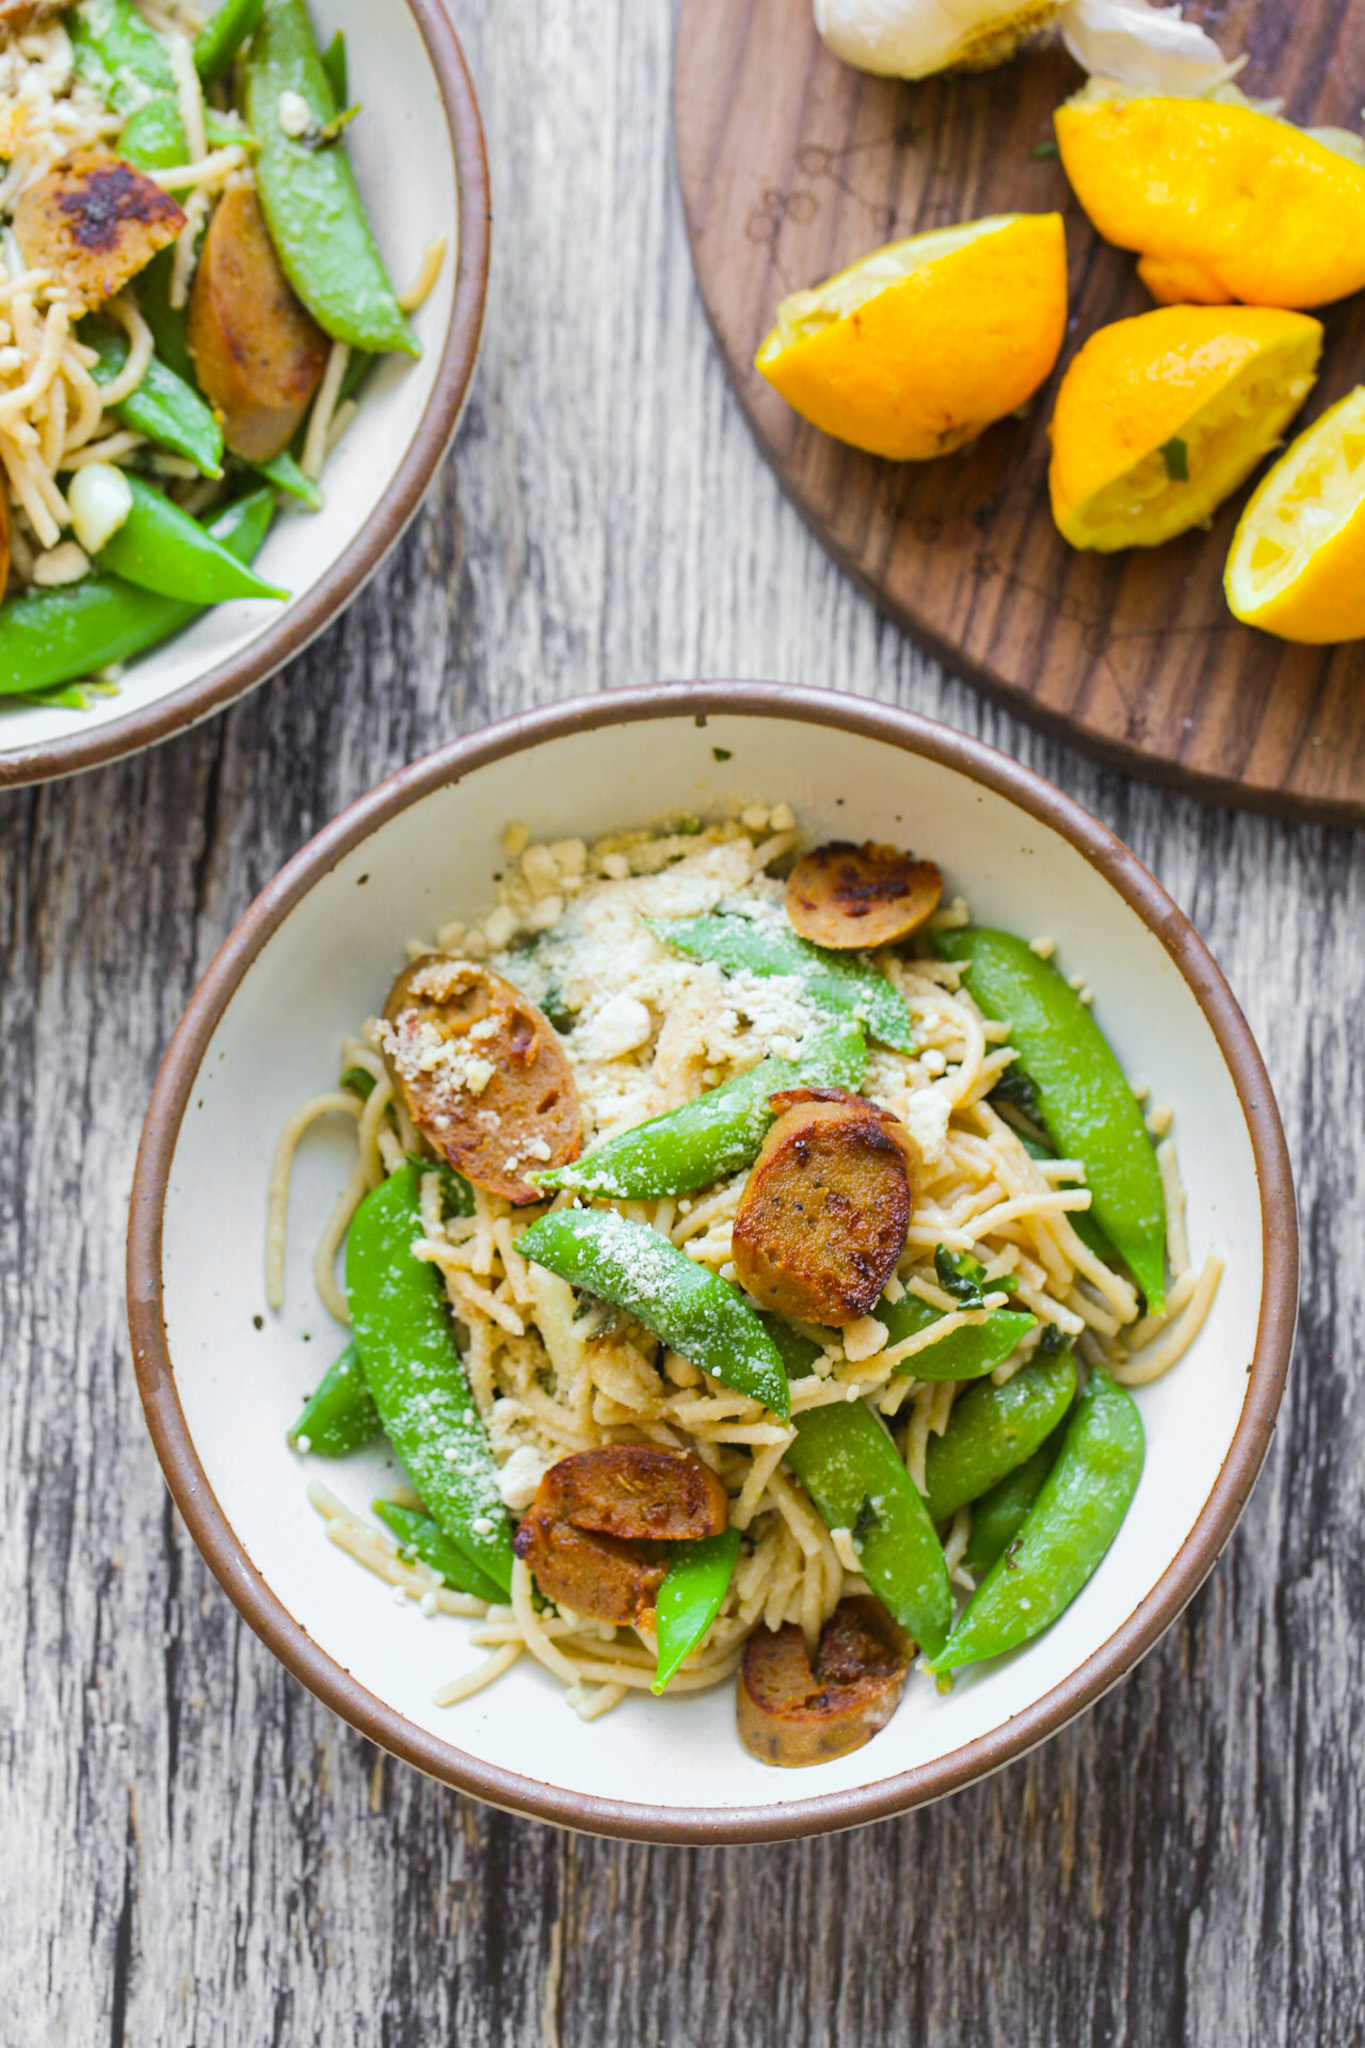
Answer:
740;804;770;833
1029;935;1057;960
483;906;517;950
419;1591;439;1618
294;1434;312;1455
525;1137;553;1163
277;88;310;136
576;992;653;1062
502;821;529;857
769;802;795;833
496;1444;550;1512
599;853;630;880
842;1315;887;1362
471;1515;495;1537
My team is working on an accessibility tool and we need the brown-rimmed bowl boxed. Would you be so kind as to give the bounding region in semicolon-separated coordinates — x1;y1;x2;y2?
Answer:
0;0;488;790
127;683;1297;1843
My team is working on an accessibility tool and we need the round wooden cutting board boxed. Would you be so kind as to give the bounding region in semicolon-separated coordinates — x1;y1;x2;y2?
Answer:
674;0;1365;822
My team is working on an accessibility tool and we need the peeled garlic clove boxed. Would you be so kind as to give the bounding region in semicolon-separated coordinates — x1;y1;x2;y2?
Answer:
1060;0;1234;95
813;0;1065;80
67;461;133;557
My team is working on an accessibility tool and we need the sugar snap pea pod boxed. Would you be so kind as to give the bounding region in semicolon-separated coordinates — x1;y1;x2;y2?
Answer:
786;1401;951;1656
930;1371;1144;1673
879;1291;1037;1383
346;1164;513;1594
319;25;346;103
0;488;275;696
935;929;1166;1310
136;253;195;385
921;1349;1076;1524
652;1528;741;1694
194;0;264;81
81;325;224;477
962;1416;1069;1578
246;0;417;354
535;1019;865;1200
250;449;323;510
71;0;189;169
372;1500;507;1605
287;1339;378;1456
97;475;289;604
758;1313;824;1377
652;912;915;1053
516;1208;790;1418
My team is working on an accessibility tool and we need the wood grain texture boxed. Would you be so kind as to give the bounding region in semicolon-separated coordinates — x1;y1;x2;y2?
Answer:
674;0;1365;823
2;1;1363;2041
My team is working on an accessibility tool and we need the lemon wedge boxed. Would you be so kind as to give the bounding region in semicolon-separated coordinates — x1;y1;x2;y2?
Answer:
1055;92;1365;309
755;214;1067;461
1048;305;1322;552
1225;387;1365;642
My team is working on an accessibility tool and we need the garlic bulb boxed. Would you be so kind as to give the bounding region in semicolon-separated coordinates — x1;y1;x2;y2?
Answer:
815;0;1232;93
813;0;1065;81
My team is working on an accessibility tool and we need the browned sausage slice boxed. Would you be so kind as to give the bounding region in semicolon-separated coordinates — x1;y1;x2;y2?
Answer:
786;841;942;950
737;1598;911;1766
187;184;329;461
731;1087;916;1326
382;955;581;1205
12;154;185;312
513;1446;729;1625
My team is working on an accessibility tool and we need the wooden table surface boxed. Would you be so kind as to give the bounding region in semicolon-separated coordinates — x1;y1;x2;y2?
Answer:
4;4;1362;2043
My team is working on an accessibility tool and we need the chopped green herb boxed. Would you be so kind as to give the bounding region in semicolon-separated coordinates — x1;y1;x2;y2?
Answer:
1030;139;1060;159
340;1066;376;1100
1159;436;1190;482
853;1494;882;1545
989;1066;1041;1121
1039;1323;1070;1356
933;1246;1016;1310
712;747;732;762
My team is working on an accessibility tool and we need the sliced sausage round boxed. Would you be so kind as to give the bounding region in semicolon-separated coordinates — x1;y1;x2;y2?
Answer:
731;1087;916;1326
514;1445;729;1626
12;154;184;312
187;185;329;462
786;841;942;950
382;955;581;1205
737;1597;912;1767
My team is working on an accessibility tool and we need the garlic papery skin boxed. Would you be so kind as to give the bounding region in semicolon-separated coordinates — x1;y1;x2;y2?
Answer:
1059;0;1236;95
813;0;1065;81
67;462;133;557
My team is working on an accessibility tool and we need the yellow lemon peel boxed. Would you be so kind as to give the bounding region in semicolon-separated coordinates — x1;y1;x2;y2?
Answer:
755;213;1068;462
1048;305;1323;552
1225;387;1365;643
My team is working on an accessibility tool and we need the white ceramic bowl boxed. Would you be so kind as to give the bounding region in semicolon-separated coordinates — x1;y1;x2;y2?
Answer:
0;0;488;789
128;685;1297;1841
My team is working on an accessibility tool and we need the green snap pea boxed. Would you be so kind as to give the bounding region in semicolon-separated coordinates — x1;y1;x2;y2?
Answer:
935;929;1166;1311
921;1349;1076;1525
81;325;223;478
534;1019;866;1200
246;0;416;354
372;1500;507;1606
71;0;189;169
0;488;274;696
250;449;323;510
930;1371;1144;1673
652;1528;741;1694
786;1401;951;1656
878;1291;1037;1383
516;1208;790;1419
651;912;915;1053
97;475;289;604
135;254;195;386
345;1164;513;1595
319;25;346;104
193;0;263;81
962;1417;1069;1578
287;1339;379;1456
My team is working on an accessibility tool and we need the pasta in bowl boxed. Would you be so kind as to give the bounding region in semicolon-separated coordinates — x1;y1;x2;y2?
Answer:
129;687;1295;1837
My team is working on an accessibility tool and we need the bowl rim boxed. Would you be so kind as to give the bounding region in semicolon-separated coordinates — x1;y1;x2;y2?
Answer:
0;0;489;793
126;681;1299;1844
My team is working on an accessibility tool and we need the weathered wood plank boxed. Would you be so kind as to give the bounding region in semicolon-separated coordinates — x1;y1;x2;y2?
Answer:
1;2;1362;2043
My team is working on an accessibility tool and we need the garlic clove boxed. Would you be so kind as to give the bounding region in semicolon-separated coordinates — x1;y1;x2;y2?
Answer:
67;462;134;558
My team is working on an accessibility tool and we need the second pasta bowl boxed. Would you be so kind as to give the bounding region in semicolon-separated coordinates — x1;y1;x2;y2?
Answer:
128;684;1296;1839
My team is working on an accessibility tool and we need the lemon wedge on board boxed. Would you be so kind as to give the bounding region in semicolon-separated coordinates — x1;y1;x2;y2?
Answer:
1048;305;1322;552
1054;93;1365;309
1225;387;1365;643
755;213;1067;461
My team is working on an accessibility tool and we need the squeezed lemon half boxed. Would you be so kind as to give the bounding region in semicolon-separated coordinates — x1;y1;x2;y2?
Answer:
1054;92;1365;309
754;213;1067;461
1225;387;1365;642
1048;306;1323;552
